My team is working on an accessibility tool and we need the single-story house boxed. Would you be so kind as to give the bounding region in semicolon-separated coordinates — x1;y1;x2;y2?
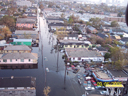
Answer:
46;18;64;24
86;25;97;33
59;40;92;49
16;18;36;30
65;48;104;63
10;39;32;46
96;47;108;56
119;38;128;44
4;45;31;53
0;53;38;64
0;76;36;95
111;28;125;35
48;23;72;31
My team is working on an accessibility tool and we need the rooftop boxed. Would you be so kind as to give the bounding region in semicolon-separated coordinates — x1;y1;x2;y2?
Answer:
1;53;38;59
13;39;32;42
65;48;102;57
0;76;36;87
16;18;35;24
15;30;38;35
59;40;91;44
4;45;31;51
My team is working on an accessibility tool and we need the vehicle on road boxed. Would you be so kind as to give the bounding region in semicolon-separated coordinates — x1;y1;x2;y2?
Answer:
85;76;92;81
91;80;97;86
78;79;82;85
85;87;95;90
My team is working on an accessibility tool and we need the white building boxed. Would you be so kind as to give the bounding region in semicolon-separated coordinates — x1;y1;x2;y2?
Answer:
65;48;104;63
16;0;32;7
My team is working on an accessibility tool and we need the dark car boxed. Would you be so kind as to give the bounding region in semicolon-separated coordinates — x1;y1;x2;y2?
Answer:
73;69;79;73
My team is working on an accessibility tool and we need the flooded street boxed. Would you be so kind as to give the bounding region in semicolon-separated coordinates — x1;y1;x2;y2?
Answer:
0;16;85;96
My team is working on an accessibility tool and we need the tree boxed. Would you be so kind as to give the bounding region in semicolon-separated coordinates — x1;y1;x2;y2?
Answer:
43;86;51;96
0;27;12;40
117;12;123;17
105;34;112;44
86;22;92;26
89;17;103;29
61;13;65;19
39;3;44;9
111;21;119;27
104;53;111;60
55;28;68;40
0;16;15;32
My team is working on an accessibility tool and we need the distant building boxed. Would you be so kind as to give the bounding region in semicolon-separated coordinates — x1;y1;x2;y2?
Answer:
86;25;97;33
16;0;32;7
0;76;36;96
104;17;125;23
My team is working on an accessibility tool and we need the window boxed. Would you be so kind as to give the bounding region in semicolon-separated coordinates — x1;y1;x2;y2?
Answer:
3;59;7;62
70;45;72;47
77;45;79;47
73;57;75;60
65;45;68;47
28;59;31;62
78;57;81;60
10;59;12;62
21;59;24;62
16;59;17;61
82;45;84;47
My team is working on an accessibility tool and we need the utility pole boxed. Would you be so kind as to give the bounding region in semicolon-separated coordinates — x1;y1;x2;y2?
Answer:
64;63;67;89
56;40;59;72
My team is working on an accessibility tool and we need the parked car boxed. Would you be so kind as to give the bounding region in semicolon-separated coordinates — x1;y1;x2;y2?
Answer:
73;69;79;73
83;73;89;77
85;76;91;81
85;87;95;90
78;79;82;85
83;81;88;87
91;80;97;86
71;65;75;69
87;81;91;87
100;91;107;95
95;86;106;90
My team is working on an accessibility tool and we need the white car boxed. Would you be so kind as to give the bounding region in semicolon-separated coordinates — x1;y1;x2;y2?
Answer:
85;87;95;90
100;91;107;95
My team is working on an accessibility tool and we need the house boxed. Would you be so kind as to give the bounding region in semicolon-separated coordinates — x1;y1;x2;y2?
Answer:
97;33;108;40
46;18;64;24
119;38;128;44
111;35;121;40
16;18;36;30
78;25;86;35
0;52;38;67
15;30;38;35
10;39;32;46
86;25;97;33
65;48;104;63
104;17;125;23
4;45;31;53
16;0;32;7
64;34;78;40
96;47;108;56
59;40;92;49
111;28;125;35
48;23;72;32
0;76;36;96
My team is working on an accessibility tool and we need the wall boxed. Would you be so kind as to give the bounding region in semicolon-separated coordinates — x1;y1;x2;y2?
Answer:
70;57;104;62
0;59;37;64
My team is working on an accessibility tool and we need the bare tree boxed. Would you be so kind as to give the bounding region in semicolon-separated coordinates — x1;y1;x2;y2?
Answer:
43;86;51;96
